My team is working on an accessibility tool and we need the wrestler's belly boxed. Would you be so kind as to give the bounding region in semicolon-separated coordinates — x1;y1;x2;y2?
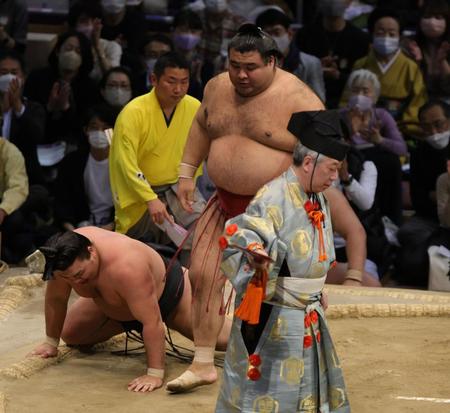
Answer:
207;135;292;195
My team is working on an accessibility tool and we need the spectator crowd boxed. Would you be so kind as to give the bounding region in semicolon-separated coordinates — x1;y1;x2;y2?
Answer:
1;0;450;289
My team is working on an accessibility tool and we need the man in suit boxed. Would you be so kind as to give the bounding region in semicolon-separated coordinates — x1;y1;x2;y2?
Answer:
0;50;46;185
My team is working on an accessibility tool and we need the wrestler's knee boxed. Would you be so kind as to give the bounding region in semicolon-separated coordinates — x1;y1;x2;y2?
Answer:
60;321;84;345
60;327;77;345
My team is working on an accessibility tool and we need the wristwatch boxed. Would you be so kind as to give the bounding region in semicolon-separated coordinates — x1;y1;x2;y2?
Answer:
341;174;354;186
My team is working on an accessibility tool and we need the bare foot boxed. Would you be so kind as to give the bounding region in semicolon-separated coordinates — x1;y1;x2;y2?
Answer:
166;362;217;393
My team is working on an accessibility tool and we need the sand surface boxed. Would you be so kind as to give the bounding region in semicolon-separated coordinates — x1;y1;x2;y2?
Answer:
1;268;450;413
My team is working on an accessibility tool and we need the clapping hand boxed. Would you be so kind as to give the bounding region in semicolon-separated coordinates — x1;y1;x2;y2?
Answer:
47;80;71;112
360;120;382;144
92;18;102;47
8;77;23;113
405;39;423;62
437;41;450;64
321;55;340;80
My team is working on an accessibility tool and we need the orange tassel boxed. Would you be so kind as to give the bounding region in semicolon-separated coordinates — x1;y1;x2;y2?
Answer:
235;268;268;325
308;210;327;262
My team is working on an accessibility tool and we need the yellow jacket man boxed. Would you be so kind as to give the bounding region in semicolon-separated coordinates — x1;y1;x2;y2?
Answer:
110;52;203;242
0;137;29;262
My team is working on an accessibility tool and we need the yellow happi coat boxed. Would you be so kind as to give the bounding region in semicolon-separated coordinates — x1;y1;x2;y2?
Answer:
109;89;200;233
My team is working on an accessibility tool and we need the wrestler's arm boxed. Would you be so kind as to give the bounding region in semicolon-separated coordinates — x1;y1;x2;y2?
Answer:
30;278;72;357
177;81;213;211
116;262;165;392
325;186;367;286
181;81;212;167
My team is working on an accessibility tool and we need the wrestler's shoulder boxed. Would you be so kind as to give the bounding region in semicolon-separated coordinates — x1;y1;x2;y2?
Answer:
76;227;152;259
204;73;230;96
274;70;324;109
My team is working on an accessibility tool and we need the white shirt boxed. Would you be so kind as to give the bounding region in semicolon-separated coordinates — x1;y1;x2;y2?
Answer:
2;104;25;139
83;154;113;225
341;160;377;211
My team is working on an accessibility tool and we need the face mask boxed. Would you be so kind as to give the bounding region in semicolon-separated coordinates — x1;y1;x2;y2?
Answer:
348;94;373;112
76;24;94;39
273;33;290;54
103;86;131;107
420;17;446;39
425;130;450;149
146;58;157;73
0;73;16;93
204;0;227;13
58;50;82;71
320;0;348;17
88;130;110;149
372;36;399;56
101;0;126;14
173;33;201;51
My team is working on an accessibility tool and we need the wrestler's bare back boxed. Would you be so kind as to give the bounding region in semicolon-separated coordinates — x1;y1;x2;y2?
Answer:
204;70;324;195
67;227;166;321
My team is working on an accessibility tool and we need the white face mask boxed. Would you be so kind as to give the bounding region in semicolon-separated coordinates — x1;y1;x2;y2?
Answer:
58;50;82;71
103;86;131;107
372;36;400;56
425;130;450;149
88;130;110;149
348;94;373;112
273;33;290;54
0;73;17;93
101;0;126;14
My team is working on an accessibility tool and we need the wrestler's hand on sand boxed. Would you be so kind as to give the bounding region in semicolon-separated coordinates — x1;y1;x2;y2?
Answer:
128;374;163;392
28;343;58;358
177;178;195;213
147;199;173;225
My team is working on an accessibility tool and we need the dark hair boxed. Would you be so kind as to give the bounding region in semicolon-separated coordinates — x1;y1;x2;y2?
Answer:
0;49;26;74
153;51;190;79
228;23;283;64
67;1;102;28
83;103;119;128
367;8;404;35
418;99;450;120
139;33;174;55
40;231;92;280
255;8;292;30
173;9;203;31
99;66;133;90
48;30;94;77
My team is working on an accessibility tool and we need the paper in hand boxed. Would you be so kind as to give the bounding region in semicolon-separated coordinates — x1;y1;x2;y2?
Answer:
156;219;188;247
